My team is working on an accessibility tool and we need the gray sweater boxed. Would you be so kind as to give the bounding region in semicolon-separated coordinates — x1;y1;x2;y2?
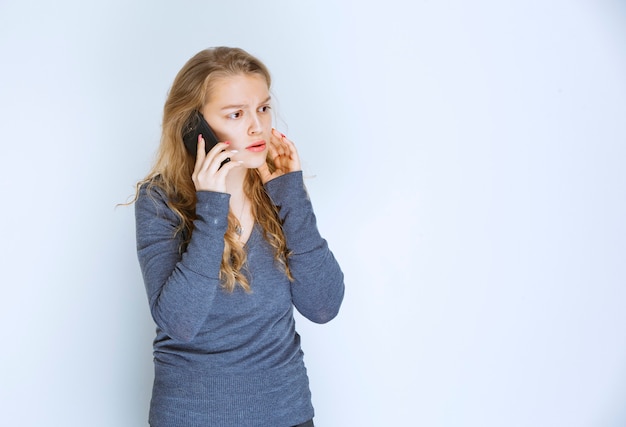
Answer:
135;171;345;427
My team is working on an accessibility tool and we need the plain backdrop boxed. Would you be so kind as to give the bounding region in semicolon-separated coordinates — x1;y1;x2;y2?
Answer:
1;0;625;426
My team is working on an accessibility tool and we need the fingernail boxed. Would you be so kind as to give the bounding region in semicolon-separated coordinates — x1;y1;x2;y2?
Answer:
281;133;286;138
224;141;231;145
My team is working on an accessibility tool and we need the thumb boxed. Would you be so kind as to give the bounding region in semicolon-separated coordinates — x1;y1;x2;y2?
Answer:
257;161;272;184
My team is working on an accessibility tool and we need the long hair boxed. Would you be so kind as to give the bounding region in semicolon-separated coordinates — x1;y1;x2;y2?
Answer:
136;47;292;292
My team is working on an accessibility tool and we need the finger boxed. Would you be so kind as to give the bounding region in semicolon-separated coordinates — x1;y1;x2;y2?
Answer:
219;150;239;169
272;127;287;140
201;141;232;172
193;135;207;173
270;129;289;158
272;130;297;154
280;135;299;156
268;130;282;152
216;157;243;175
273;130;301;167
207;150;238;176
267;140;284;166
257;161;272;183
196;134;206;156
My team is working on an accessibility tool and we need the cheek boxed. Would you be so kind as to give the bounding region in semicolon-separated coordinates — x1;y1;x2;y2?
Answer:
211;123;244;143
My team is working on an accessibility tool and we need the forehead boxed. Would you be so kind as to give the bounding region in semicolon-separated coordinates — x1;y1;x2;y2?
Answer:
206;73;269;106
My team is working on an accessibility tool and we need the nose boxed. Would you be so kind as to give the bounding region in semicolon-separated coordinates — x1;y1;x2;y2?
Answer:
248;112;262;135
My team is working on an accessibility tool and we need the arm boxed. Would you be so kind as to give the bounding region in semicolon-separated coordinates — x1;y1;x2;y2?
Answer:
135;184;230;341
265;171;345;323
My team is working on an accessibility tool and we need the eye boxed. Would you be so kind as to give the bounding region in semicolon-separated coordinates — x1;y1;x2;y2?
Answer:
258;105;271;113
227;111;242;119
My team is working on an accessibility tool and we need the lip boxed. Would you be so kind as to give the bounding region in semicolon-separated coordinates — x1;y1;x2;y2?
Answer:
245;140;266;152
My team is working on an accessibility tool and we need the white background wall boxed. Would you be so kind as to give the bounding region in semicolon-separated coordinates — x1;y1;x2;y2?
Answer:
1;0;625;426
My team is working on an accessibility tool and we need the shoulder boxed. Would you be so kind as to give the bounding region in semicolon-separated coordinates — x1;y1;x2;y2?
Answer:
135;177;176;219
138;176;167;201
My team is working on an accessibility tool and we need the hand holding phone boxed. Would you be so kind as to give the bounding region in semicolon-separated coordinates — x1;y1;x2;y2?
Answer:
182;111;231;170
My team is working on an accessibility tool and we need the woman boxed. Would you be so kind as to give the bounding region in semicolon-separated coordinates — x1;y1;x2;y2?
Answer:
134;47;344;426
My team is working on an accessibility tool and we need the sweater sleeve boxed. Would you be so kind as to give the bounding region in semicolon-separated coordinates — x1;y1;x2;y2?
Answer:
265;171;345;324
135;183;230;342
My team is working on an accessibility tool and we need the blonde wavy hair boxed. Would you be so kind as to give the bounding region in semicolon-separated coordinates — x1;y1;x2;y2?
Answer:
136;47;292;292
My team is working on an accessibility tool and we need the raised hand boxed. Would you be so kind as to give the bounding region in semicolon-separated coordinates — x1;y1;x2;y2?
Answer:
258;128;302;184
191;135;242;193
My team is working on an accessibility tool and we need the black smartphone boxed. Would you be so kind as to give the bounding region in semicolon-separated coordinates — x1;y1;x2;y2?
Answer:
182;111;221;156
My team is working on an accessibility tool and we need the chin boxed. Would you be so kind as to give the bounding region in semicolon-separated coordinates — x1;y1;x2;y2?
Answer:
246;155;268;170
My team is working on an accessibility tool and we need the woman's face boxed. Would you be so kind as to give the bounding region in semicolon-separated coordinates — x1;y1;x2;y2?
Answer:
201;73;272;169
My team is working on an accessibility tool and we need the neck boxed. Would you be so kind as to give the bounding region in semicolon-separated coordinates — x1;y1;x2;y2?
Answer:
225;166;248;200
226;167;254;241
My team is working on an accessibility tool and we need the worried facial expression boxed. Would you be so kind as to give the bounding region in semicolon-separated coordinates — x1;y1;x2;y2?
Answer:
201;73;272;169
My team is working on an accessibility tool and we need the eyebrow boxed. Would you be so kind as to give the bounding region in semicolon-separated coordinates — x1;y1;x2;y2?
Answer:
220;96;272;111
